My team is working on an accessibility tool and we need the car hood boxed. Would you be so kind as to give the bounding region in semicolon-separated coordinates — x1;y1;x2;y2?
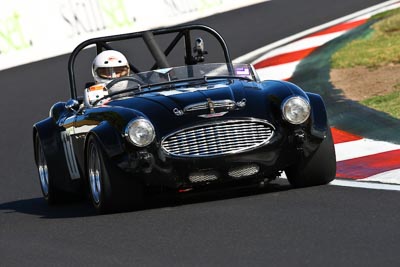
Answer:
114;82;242;105
106;81;269;136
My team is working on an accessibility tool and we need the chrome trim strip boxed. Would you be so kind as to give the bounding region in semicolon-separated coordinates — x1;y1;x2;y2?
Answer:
183;99;246;113
184;99;235;112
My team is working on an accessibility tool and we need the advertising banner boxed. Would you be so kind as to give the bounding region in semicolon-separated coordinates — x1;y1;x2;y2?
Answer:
0;0;269;70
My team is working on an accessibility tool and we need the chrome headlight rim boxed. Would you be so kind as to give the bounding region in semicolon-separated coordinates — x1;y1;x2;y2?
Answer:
281;96;311;125
124;118;155;147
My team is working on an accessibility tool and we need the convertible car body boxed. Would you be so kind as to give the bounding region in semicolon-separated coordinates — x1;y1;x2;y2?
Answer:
33;24;336;213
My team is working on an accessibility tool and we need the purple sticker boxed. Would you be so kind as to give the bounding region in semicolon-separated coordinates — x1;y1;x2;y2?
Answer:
235;67;250;75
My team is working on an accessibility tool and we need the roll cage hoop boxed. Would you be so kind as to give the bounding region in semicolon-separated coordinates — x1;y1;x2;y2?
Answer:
67;24;232;99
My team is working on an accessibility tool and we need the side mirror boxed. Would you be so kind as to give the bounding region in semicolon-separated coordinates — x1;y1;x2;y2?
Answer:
65;99;80;111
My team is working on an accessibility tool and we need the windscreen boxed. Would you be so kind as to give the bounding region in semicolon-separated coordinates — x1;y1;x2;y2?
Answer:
135;63;258;85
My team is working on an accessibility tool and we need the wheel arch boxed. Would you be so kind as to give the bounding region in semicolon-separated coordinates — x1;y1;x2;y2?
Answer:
84;121;125;158
33;118;82;194
307;92;329;139
83;122;126;177
33;127;39;165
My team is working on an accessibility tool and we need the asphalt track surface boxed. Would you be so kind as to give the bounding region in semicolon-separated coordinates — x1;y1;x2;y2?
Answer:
1;0;399;266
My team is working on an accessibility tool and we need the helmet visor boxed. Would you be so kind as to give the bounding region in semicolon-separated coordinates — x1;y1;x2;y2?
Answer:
96;66;129;79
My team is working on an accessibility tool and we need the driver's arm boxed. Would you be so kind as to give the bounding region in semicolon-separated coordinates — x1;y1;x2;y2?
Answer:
83;83;108;106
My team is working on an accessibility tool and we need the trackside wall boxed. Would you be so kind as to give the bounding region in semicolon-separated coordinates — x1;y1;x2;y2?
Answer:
0;0;269;71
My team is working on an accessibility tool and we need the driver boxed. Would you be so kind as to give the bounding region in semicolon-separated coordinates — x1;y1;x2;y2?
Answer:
84;50;130;106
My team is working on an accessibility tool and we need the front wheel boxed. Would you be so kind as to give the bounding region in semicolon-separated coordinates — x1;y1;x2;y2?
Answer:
285;128;336;188
86;135;144;213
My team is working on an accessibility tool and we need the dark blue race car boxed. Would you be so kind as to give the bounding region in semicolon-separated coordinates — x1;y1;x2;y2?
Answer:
33;24;336;213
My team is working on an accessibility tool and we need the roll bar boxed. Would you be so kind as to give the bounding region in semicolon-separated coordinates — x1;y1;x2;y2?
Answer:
67;24;232;99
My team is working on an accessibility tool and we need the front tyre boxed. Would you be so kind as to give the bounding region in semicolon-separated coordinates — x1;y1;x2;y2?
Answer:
86;135;143;214
285;128;336;188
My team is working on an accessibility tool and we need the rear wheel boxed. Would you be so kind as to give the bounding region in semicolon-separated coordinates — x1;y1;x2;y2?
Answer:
86;135;144;213
35;134;66;204
285;128;336;188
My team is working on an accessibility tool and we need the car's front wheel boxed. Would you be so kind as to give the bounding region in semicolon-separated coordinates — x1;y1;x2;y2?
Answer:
86;135;144;213
285;128;336;188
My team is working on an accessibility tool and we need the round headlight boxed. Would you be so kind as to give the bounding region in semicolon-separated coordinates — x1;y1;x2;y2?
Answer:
125;118;155;147
282;96;311;124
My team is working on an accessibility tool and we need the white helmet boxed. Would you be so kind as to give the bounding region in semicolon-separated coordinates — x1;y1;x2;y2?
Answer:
92;50;130;84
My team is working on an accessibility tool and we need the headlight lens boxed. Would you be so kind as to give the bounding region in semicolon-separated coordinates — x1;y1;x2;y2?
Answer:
282;96;311;124
125;118;155;147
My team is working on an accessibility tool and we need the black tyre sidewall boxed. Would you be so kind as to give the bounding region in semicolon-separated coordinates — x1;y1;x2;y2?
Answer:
86;135;144;214
35;134;58;204
286;128;336;188
87;136;115;213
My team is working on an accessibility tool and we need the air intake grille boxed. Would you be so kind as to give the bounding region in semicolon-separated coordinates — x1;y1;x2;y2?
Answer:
161;120;274;157
228;164;260;178
189;171;219;183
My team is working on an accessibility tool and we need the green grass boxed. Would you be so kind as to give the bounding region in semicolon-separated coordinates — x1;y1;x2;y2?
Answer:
361;90;400;118
331;8;400;118
331;8;400;69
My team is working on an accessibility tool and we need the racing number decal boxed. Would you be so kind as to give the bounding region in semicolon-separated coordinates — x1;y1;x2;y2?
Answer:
61;131;80;180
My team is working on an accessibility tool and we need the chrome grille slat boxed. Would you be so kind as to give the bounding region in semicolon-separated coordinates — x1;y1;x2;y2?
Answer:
168;128;272;142
165;134;271;146
164;135;269;148
163;138;266;150
163;139;267;151
161;120;274;157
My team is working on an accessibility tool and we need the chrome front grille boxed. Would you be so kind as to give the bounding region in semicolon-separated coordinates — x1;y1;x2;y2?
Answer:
161;120;274;157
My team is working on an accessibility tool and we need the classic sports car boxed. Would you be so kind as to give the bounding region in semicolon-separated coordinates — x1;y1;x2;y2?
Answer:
33;24;336;213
